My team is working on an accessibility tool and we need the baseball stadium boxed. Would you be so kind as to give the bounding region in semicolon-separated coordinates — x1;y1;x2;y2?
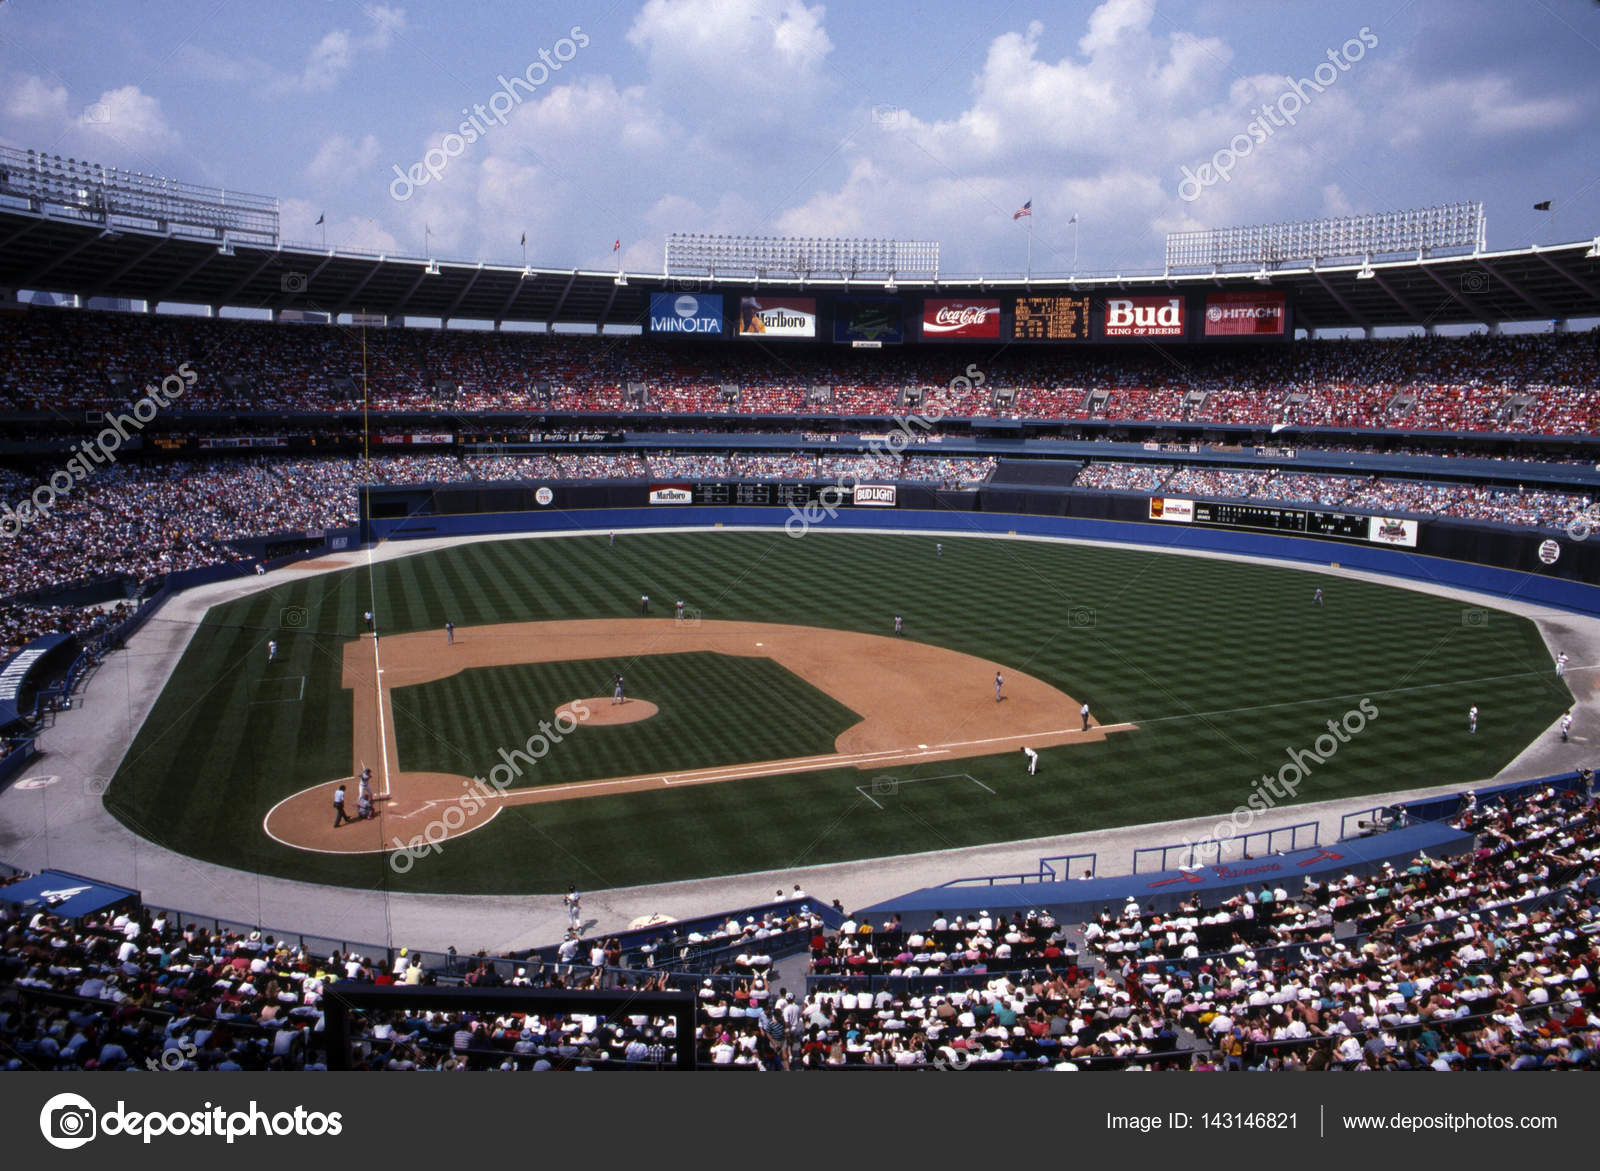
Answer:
2;3;1599;1081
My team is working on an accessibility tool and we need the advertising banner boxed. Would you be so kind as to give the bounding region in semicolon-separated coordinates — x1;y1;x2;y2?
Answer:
1148;496;1195;522
649;292;724;334
737;296;816;338
1367;516;1419;547
648;485;693;504
921;298;1001;340
852;485;898;507
1203;289;1287;336
1102;296;1186;338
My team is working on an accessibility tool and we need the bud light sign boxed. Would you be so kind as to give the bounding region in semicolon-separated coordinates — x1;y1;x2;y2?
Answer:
650;292;724;334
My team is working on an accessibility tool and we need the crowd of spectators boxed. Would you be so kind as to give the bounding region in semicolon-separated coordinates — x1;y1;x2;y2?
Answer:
3;778;1596;1071
4;308;1597;433
1073;462;1173;491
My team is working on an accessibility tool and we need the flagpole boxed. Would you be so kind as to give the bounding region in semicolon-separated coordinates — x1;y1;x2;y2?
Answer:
1026;214;1033;282
1073;217;1079;276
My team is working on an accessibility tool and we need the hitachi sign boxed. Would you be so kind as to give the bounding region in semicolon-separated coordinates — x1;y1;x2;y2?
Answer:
1105;298;1183;329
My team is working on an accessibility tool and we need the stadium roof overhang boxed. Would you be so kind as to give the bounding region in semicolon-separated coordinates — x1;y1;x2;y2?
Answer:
0;204;1597;332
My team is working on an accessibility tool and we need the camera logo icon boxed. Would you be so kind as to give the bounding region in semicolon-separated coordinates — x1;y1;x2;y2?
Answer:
82;103;110;125
1067;606;1097;629
280;605;309;629
40;1092;97;1149
280;271;308;294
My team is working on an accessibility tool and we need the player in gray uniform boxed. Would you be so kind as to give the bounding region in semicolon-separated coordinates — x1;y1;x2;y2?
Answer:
613;674;625;705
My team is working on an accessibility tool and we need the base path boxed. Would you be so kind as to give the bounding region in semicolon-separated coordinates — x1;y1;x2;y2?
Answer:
263;619;1134;855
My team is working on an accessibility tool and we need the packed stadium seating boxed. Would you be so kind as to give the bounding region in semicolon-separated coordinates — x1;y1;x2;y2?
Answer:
3;309;1597;431
5;779;1594;1071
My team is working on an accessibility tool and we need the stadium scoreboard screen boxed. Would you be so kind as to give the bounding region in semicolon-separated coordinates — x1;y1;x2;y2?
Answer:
690;482;822;506
1194;501;1369;539
1013;295;1091;340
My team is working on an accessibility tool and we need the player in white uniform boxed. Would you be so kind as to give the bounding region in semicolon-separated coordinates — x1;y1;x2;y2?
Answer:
994;672;1004;702
1561;711;1573;741
267;639;278;663
1312;588;1323;605
565;886;582;929
1468;705;1478;734
1556;652;1568;677
1022;746;1038;775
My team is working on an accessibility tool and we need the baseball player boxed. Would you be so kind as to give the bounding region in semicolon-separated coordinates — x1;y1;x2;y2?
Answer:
267;639;278;663
893;615;903;636
1556;652;1568;677
357;787;374;820
675;599;685;621
641;593;650;615
1561;711;1573;742
1468;704;1478;734
1081;702;1091;732
445;621;455;645
1312;588;1323;606
359;767;373;803
565;886;582;929
613;674;625;705
1022;746;1038;775
609;532;615;547
936;543;943;557
363;610;374;632
332;784;353;828
995;672;1004;702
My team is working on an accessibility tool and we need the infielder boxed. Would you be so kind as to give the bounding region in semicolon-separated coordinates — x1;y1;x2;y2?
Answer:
675;599;685;620
893;615;903;636
1561;712;1573;742
445;621;455;645
613;673;625;705
267;639;278;663
1468;705;1478;734
1556;652;1568;677
641;594;650;615
1022;746;1038;775
995;672;1004;702
1081;702;1091;732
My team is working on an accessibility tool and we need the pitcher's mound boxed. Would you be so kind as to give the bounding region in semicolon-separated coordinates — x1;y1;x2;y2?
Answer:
561;698;659;726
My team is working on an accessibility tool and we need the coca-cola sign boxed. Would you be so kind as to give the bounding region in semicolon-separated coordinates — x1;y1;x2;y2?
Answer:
1101;296;1186;338
922;298;1001;339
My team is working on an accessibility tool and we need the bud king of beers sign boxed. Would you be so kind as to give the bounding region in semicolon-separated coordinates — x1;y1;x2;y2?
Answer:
1101;295;1186;338
921;298;1001;339
1203;289;1287;337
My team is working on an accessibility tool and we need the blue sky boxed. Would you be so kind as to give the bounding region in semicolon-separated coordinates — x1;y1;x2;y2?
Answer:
1;0;1596;277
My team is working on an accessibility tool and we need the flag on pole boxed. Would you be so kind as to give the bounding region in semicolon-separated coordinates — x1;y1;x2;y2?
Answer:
314;213;324;225
1012;200;1032;220
520;231;527;246
1533;200;1552;211
613;239;621;252
1066;213;1078;224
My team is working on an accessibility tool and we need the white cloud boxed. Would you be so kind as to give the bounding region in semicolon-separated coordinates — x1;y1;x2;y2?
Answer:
627;0;833;100
270;5;408;94
305;132;382;187
0;75;180;157
281;197;398;255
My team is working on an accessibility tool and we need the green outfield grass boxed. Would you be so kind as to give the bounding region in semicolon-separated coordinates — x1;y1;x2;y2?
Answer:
104;530;1575;893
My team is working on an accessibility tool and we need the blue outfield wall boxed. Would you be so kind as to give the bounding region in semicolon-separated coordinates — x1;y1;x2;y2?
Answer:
370;505;1600;618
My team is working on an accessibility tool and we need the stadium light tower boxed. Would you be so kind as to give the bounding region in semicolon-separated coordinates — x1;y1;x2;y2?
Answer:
665;233;939;282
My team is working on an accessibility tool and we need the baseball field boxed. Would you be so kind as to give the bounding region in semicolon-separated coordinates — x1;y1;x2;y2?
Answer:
103;529;1575;893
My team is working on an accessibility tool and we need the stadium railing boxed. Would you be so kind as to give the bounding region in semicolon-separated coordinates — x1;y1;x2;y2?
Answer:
1132;820;1320;874
939;852;1098;886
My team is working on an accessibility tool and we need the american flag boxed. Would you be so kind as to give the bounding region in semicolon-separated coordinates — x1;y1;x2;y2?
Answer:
1012;200;1032;220
613;239;621;252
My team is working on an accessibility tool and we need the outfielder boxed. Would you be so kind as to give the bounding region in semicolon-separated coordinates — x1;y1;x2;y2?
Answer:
1468;704;1478;734
1022;746;1038;775
1312;588;1323;606
267;639;278;663
640;594;650;615
893;615;903;636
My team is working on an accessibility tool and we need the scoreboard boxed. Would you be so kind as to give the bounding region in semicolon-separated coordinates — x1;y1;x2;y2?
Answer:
690;482;831;506
1013;295;1091;341
1192;501;1370;540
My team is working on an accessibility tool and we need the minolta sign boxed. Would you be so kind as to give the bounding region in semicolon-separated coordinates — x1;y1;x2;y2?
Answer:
650;292;724;334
